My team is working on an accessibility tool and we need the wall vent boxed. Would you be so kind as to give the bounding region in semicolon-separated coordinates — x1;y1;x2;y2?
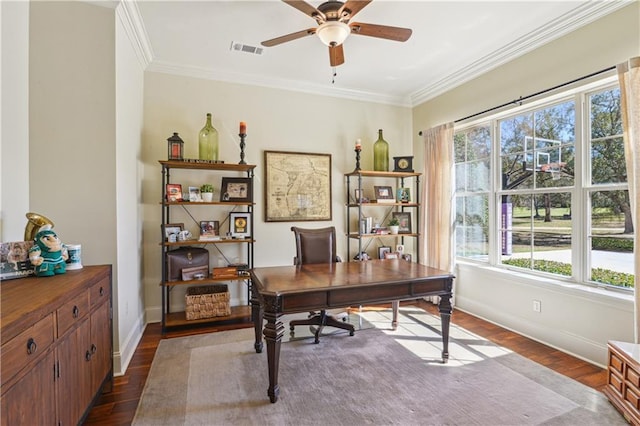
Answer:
230;42;263;55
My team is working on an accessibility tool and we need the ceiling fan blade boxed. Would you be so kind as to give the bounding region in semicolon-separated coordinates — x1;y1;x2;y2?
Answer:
282;1;321;19
329;44;345;67
350;22;412;42
261;28;316;47
340;0;372;21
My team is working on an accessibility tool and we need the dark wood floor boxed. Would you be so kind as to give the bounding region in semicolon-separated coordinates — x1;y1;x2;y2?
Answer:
82;300;608;425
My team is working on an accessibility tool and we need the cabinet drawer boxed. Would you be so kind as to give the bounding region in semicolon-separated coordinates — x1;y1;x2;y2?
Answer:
609;370;624;395
627;365;640;389
89;276;110;310
1;313;54;387
57;291;89;337
610;350;624;374
626;382;640;409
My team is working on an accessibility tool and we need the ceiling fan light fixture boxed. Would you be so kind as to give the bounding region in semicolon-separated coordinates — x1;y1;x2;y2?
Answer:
316;21;350;46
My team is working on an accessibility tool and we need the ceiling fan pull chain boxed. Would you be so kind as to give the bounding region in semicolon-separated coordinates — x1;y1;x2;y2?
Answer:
332;67;337;84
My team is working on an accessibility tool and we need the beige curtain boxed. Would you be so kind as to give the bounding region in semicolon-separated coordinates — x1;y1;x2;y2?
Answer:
618;57;640;342
420;123;455;302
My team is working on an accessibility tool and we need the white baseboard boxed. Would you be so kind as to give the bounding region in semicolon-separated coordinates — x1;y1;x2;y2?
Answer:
112;311;146;376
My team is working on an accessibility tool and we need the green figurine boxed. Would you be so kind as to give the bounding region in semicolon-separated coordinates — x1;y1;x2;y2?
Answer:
28;225;68;277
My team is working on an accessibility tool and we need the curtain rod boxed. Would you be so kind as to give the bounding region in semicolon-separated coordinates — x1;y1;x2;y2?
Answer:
418;65;616;136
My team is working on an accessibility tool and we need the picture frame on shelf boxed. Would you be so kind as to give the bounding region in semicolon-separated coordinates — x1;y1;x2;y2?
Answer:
402;253;412;262
229;212;251;238
166;184;183;202
264;150;332;222
396;244;404;255
199;220;220;241
392;212;412;233
188;186;202;202
378;246;391;259
374;186;395;203
163;223;184;241
220;177;252;202
396;187;410;203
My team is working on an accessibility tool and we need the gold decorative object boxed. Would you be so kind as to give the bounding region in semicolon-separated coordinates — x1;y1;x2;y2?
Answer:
24;212;54;241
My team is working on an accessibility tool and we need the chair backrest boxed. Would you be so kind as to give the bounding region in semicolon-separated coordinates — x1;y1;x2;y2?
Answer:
291;226;339;265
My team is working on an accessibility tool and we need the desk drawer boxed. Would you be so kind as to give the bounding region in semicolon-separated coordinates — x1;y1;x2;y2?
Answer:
57;291;89;337
1;313;54;387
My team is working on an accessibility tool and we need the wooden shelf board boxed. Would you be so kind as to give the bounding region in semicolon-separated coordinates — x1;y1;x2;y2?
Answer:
345;170;421;178
164;305;251;328
160;238;254;247
159;160;256;172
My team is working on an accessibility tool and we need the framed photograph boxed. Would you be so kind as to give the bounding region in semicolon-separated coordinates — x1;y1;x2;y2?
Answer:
163;223;184;240
220;177;252;202
374;186;394;203
378;246;391;259
384;251;399;260
199;220;219;238
188;186;202;202
229;212;251;238
396;244;405;255
166;184;183;202
392;212;412;233
402;253;412;262
264;150;332;222
397;187;411;203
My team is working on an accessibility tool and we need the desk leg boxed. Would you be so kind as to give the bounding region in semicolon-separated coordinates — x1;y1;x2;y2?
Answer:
438;292;453;364
263;311;285;403
251;293;263;353
391;300;400;330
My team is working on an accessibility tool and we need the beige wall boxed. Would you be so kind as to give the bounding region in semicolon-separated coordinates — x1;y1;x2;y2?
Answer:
142;72;413;318
411;2;640;366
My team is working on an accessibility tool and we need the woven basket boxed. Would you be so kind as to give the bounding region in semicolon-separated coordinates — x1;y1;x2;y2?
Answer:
185;284;230;320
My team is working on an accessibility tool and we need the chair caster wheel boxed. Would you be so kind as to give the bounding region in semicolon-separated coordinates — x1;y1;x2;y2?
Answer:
349;330;355;336
290;325;295;331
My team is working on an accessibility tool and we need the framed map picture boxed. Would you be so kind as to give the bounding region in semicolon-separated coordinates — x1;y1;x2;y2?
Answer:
264;150;332;222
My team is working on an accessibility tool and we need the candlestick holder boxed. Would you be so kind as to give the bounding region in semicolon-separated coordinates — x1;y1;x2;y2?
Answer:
238;133;247;164
354;147;361;171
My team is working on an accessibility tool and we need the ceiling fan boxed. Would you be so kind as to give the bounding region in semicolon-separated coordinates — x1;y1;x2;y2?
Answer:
261;0;412;67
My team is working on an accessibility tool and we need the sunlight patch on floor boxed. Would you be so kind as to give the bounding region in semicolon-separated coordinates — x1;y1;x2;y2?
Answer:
358;308;513;367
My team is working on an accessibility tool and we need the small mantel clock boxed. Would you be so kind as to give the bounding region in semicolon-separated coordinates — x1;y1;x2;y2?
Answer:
393;156;414;172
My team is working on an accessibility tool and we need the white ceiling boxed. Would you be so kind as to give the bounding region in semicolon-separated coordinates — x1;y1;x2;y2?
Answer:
126;1;628;106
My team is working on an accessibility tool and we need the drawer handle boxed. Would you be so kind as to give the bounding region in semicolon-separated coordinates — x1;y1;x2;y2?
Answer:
72;305;79;318
99;287;104;297
91;344;97;354
85;350;92;361
26;338;37;355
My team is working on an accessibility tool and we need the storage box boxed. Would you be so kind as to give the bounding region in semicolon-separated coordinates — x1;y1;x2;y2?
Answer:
185;285;231;320
212;266;237;278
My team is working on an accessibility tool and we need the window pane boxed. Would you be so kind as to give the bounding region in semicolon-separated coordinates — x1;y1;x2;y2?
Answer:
455;195;489;259
591;136;626;184
502;193;572;278
590;190;634;288
591;87;622;138
502;154;533;190
500;113;533;155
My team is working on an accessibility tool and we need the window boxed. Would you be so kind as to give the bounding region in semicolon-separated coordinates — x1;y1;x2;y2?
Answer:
454;82;634;290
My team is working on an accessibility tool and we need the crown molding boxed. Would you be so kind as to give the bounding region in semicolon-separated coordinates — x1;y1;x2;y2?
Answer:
116;0;153;69
409;1;632;106
146;60;413;107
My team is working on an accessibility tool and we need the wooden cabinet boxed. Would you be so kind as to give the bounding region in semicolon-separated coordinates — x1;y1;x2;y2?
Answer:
345;170;421;261
159;160;256;332
604;340;640;425
1;265;112;426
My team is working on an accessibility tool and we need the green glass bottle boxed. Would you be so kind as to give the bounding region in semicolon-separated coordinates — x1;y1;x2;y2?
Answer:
373;129;389;171
198;113;219;161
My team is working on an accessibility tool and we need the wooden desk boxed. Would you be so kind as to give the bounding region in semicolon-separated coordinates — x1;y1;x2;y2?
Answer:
249;259;454;403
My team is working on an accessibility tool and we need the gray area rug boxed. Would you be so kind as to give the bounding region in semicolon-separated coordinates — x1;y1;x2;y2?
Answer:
132;308;625;425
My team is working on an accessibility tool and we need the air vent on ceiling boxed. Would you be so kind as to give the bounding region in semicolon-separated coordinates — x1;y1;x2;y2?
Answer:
230;42;263;56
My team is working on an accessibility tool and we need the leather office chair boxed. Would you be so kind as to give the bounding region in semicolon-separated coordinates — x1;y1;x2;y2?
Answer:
289;226;356;343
